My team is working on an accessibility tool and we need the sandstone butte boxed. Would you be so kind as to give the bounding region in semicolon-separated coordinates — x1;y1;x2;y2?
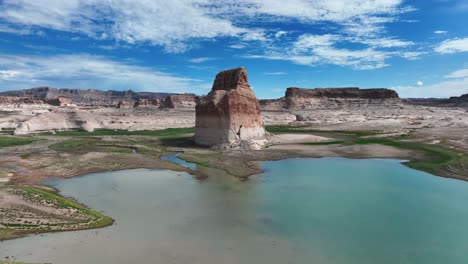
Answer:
195;67;266;149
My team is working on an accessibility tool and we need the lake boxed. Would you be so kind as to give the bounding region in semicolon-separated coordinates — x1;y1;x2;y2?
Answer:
2;158;468;264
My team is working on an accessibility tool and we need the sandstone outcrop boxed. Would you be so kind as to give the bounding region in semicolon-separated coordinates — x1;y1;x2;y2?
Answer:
0;96;50;109
260;87;401;110
163;94;198;109
45;96;74;106
195;67;266;149
134;98;161;108
116;100;135;109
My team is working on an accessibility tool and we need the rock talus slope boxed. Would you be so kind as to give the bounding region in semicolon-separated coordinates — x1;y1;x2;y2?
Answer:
195;67;266;149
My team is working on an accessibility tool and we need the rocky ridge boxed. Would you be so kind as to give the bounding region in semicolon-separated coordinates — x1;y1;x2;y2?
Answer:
0;87;194;107
407;93;468;108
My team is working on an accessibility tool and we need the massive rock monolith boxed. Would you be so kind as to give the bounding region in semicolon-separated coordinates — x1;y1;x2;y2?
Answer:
195;67;266;149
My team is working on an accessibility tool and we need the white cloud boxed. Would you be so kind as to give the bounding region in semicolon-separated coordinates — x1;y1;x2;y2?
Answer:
229;44;247;49
226;0;410;23
0;0;414;54
188;57;218;63
356;37;414;48
446;69;468;79
264;72;287;75
0;70;21;80
0;54;208;92
434;37;468;54
274;31;288;38
246;33;398;70
434;30;448;34
0;0;422;70
392;78;468;98
0;0;251;53
416;81;423;86
400;51;425;60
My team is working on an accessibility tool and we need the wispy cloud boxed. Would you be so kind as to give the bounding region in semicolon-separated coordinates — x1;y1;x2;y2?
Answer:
434;30;448;35
188;57;218;63
446;68;468;78
0;0;415;54
0;54;209;93
434;37;468;54
244;31;419;70
0;0;430;72
229;44;247;49
265;72;287;75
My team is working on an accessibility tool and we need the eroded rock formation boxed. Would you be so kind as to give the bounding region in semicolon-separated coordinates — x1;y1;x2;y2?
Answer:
0;96;50;109
134;98;161;108
195;67;266;149
45;97;74;106
260;87;401;110
163;94;198;109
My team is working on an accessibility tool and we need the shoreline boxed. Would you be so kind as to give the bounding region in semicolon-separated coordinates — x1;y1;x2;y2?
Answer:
1;127;467;241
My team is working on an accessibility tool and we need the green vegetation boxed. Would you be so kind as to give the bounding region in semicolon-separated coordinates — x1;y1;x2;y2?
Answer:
19;186;113;228
45;127;195;137
265;125;380;137
0;186;113;241
0;136;39;148
49;138;135;154
303;140;345;145
289;128;466;177
352;137;465;174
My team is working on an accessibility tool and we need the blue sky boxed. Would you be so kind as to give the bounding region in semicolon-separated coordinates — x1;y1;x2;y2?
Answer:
0;0;467;98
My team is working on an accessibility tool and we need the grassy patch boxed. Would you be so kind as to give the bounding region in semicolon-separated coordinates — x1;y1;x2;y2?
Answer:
0;136;39;148
49;138;135;154
44;127;195;137
265;125;380;137
49;138;98;152
0;186;113;241
267;125;466;177
352;137;463;174
19;186;113;228
303;140;345;145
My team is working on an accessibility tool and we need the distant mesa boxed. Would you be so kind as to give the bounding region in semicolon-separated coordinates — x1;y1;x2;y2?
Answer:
260;87;401;110
285;87;399;99
194;67;266;149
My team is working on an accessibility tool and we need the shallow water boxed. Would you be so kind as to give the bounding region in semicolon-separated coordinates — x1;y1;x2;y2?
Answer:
2;158;468;264
160;152;197;170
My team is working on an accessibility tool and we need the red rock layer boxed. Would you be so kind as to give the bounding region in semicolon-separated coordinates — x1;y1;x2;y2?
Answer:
195;67;265;148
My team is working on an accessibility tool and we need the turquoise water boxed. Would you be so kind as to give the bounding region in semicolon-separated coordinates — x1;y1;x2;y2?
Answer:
2;158;468;264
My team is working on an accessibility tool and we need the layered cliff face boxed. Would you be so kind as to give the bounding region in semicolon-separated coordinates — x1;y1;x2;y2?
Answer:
0;96;51;109
195;67;266;149
0;87;179;107
163;94;198;109
260;87;401;110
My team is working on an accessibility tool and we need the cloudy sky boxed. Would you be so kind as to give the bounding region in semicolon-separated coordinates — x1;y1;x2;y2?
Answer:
0;0;467;98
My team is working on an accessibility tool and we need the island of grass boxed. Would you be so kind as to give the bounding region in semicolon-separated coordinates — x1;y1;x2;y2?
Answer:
0;186;113;241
